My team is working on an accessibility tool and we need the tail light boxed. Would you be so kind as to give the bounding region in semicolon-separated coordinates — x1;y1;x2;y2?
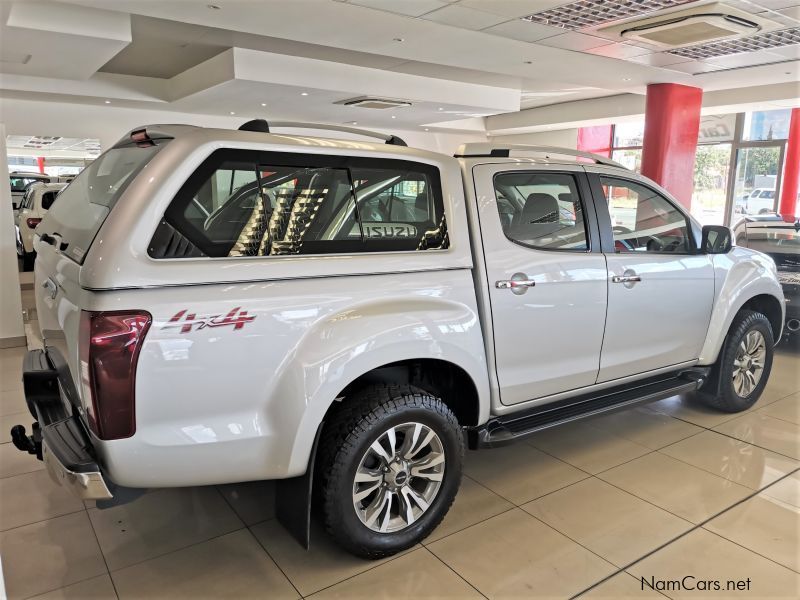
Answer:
26;218;42;229
79;310;151;440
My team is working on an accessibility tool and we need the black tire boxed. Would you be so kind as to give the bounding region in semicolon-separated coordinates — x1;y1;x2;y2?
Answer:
21;252;35;272
702;310;774;413
319;383;463;559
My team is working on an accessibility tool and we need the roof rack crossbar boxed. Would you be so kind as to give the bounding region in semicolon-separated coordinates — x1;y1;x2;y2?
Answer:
455;143;627;169
240;120;407;146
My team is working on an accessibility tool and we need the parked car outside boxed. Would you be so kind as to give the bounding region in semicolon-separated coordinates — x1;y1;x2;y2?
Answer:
15;181;67;271
735;188;776;215
11;121;784;559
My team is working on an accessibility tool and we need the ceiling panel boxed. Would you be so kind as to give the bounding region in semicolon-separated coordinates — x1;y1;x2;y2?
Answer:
347;0;449;18
626;51;694;67
458;0;568;19
420;4;510;30
535;32;614;51
585;43;653;59
481;19;562;42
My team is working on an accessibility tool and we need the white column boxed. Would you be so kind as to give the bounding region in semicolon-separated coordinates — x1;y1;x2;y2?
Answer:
0;123;26;348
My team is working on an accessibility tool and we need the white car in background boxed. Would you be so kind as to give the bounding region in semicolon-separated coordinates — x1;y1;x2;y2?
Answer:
9;171;55;217
736;188;776;215
15;182;67;271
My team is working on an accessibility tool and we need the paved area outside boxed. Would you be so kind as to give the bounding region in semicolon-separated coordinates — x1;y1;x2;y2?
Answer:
0;279;798;599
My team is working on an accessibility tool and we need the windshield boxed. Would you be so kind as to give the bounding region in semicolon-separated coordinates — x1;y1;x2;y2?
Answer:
41;140;170;263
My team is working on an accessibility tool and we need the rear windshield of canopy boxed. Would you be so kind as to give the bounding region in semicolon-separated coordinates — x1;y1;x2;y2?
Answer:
39;139;170;264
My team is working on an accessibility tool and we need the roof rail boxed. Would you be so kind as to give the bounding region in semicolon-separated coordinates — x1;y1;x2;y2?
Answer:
454;143;627;169
238;119;407;146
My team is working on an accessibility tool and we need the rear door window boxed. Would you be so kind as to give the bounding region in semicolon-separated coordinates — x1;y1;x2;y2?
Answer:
41;191;58;211
40;140;170;263
150;150;447;258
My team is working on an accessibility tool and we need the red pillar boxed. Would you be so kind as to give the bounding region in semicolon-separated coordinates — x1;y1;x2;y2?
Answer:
36;156;45;174
779;108;800;222
640;83;702;209
577;125;613;158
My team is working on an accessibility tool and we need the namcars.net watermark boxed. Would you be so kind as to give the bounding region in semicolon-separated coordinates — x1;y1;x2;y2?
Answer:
642;576;752;593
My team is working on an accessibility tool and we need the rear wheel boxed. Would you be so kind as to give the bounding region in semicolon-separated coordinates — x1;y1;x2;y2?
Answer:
702;310;774;412
319;383;463;559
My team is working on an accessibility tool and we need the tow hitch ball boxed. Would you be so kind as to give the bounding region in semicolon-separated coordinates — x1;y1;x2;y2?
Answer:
11;424;41;458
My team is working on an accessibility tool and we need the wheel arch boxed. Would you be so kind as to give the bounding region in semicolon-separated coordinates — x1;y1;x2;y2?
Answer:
332;358;483;427
698;250;785;365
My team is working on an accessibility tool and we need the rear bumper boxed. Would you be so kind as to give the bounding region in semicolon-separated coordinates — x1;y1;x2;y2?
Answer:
14;349;113;501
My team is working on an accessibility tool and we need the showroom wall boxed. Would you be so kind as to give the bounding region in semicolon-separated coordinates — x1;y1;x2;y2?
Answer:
0;98;487;156
490;128;579;149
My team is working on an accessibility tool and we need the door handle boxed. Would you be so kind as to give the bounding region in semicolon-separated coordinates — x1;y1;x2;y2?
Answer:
611;275;641;284
496;279;536;289
496;273;536;295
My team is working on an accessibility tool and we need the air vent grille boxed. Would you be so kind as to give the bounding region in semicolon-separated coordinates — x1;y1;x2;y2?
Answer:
668;26;800;58
521;0;695;30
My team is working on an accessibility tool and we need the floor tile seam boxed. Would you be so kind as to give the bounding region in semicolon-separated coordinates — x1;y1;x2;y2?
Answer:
213;486;303;598
569;467;800;599
281;542;427;598
698;522;800;575
413;545;489;600
0;507;86;534
99;522;248;575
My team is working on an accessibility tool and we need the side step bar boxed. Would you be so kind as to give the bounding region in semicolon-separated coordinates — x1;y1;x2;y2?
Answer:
469;369;708;449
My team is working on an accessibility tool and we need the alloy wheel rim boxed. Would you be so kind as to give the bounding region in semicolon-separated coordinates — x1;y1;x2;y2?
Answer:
352;422;445;533
732;330;766;398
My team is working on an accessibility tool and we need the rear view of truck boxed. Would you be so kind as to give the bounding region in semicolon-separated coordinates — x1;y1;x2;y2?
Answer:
11;132;172;499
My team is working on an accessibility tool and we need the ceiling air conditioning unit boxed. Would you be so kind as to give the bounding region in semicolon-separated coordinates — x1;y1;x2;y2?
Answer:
598;2;776;49
336;97;412;110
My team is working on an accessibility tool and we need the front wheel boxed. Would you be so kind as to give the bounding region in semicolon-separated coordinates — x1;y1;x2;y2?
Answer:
319;384;463;559
702;310;774;413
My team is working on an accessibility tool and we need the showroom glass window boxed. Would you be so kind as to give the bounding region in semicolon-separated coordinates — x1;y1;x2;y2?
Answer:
151;150;448;258
492;172;589;251
600;177;692;254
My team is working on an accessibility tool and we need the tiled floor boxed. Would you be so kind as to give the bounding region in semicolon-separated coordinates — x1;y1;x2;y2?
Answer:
0;342;798;598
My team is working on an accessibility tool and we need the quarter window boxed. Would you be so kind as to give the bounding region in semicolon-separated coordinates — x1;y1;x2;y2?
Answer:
150;150;447;258
600;176;692;254
492;172;589;251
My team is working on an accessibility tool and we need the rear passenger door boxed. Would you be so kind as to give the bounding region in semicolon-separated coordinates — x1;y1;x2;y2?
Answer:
587;171;715;382
473;163;608;405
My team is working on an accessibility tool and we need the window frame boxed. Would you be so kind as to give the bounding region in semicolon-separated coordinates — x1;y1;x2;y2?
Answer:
150;148;447;259
587;172;700;256
490;169;600;254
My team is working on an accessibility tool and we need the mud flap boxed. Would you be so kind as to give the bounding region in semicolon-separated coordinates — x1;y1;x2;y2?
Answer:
275;423;323;549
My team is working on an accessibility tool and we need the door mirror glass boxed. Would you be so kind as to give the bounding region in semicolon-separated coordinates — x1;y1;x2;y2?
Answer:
702;225;733;254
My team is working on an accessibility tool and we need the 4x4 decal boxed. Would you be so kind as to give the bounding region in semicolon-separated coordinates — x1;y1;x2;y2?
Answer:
164;307;256;334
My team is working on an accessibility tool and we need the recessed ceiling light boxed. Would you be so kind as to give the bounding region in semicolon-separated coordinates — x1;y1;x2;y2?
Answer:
104;100;111;104
438;107;444;111
391;115;396;119
229;111;236;115
424;128;430;131
260;103;267;107
300;92;309;96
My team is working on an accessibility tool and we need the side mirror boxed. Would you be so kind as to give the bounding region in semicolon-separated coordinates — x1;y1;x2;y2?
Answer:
701;225;733;254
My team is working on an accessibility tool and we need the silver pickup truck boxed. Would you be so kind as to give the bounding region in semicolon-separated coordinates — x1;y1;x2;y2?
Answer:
12;120;784;559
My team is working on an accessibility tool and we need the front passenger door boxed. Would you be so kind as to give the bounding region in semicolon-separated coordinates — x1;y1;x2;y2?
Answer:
590;173;714;382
